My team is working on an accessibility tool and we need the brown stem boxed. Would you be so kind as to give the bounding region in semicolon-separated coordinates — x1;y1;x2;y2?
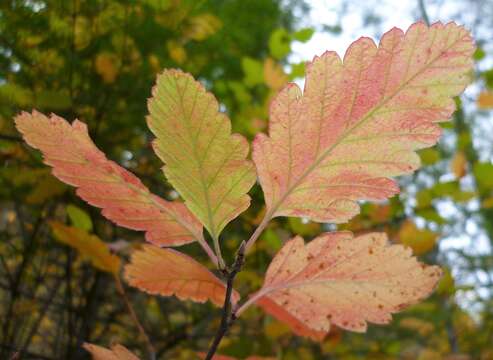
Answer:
114;274;156;360
205;242;246;360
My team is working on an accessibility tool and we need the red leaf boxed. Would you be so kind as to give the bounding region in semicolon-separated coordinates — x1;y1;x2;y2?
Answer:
15;111;203;246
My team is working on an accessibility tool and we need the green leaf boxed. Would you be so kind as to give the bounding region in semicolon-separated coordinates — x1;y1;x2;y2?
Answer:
473;162;493;192
147;70;257;240
269;28;291;59
67;204;93;232
241;57;264;87
292;28;314;43
418;148;440;165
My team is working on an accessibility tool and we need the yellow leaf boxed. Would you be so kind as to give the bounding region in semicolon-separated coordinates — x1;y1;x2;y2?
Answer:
166;40;187;64
74;16;91;50
477;91;493;109
398;220;438;255
183;14;222;41
50;222;121;274
450;151;467;178
263;58;288;90
95;53;120;83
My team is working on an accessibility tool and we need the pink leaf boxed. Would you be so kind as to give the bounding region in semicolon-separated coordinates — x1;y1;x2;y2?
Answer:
246;232;442;335
253;22;474;224
15;111;203;246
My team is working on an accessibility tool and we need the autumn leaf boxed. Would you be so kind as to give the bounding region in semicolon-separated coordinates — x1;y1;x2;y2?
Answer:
50;221;120;274
477;91;493;109
264;57;288;90
451;151;467;178
83;343;139;360
240;232;442;334
15;111;204;247
125;245;239;307
253;22;474;227
398;220;439;255
147;70;256;239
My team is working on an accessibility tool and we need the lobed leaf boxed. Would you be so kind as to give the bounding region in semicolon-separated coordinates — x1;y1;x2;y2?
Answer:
50;222;121;274
147;70;257;239
83;343;139;360
15;111;203;247
247;232;442;335
125;245;239;307
253;22;474;224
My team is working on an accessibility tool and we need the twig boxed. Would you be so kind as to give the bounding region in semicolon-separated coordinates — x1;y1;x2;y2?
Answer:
114;274;156;360
418;0;431;26
205;242;246;360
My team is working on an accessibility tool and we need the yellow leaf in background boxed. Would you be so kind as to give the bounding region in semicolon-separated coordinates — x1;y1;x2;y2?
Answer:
183;13;222;41
50;222;121;274
74;16;91;50
451;151;467;178
166;40;187;64
398;220;438;255
95;53;120;83
264;320;291;339
436;267;455;296
263;58;288;90
477;91;493;109
66;204;93;232
399;317;434;336
481;197;493;209
148;54;161;73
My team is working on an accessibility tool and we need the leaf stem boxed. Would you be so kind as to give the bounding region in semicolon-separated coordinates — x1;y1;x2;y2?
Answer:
212;234;226;270
114;274;156;360
244;211;272;253
198;238;220;268
205;242;245;359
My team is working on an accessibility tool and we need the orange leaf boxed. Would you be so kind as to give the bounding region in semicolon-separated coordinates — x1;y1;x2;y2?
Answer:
477;91;493;109
451;151;467;178
245;232;441;334
398;220;438;255
50;222;121;274
125;245;239;307
83;343;139;360
253;22;474;225
15;111;203;247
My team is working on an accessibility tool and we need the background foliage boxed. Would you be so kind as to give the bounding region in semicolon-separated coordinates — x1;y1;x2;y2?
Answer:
1;0;492;359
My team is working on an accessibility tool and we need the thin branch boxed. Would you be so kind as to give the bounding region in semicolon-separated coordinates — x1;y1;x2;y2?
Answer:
418;0;431;26
114;274;156;360
205;242;246;360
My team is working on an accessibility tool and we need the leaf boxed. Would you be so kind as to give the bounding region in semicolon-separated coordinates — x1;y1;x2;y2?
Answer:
15;111;203;247
473;162;493;191
50;222;121;274
269;28;291;59
248;232;442;334
147;70;256;239
95;52;120;83
477;91;493;109
292;28;315;43
263;58;288;91
451;151;467;178
242;57;264;87
183;13;222;41
125;245;239;307
253;22;474;225
196;353;275;360
397;220;438;255
67;204;93;232
83;343;140;360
